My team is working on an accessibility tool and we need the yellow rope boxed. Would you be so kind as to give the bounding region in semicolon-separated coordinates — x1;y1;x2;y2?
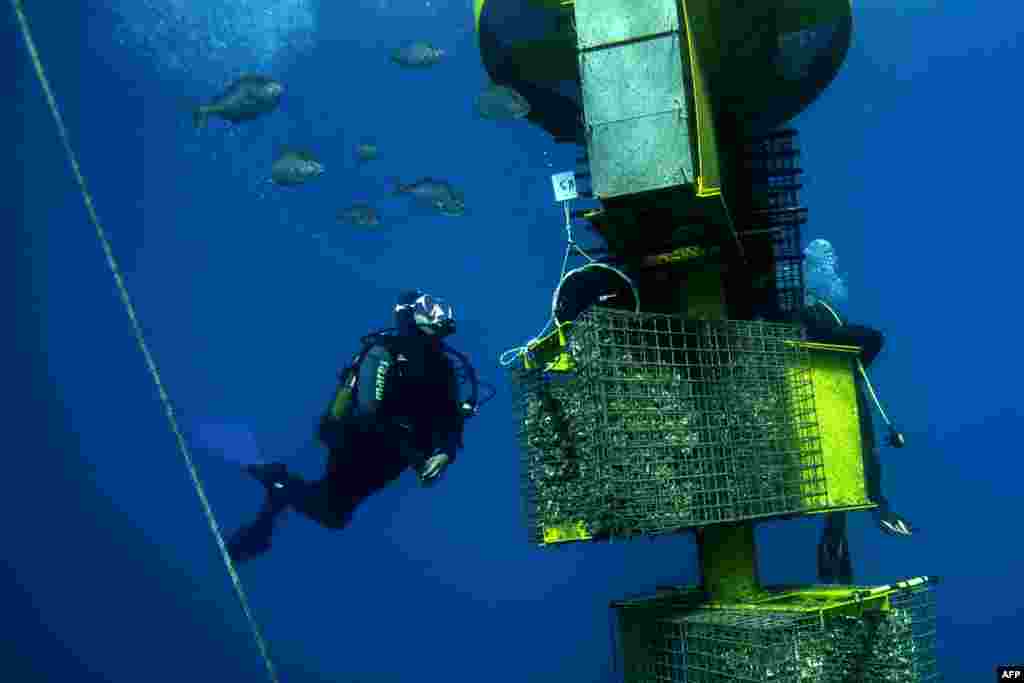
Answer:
11;3;280;681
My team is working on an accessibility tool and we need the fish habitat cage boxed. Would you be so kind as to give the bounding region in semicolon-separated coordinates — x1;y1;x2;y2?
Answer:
736;129;808;319
512;306;886;546
611;577;940;682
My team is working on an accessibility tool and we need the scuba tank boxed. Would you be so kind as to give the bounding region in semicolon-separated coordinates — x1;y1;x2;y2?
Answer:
318;330;497;446
327;365;359;421
318;352;366;445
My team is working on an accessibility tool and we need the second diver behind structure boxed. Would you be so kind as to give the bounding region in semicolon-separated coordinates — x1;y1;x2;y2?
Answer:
226;290;479;564
790;300;916;584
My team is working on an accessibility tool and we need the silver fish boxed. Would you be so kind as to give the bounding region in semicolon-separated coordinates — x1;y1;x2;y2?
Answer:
475;84;531;120
271;149;324;186
193;74;283;128
433;198;466;217
338;203;381;228
390;41;445;68
394;178;465;216
355;142;378;164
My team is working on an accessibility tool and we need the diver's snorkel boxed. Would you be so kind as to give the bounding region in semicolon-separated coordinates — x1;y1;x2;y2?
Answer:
817;300;906;449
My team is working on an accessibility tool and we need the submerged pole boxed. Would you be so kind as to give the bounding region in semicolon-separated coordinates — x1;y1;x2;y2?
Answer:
697;522;761;602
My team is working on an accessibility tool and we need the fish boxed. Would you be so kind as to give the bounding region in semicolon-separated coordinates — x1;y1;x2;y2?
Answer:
393;177;466;216
390;41;445;68
193;74;283;129
433;198;466;217
355;142;378;164
475;83;531;120
271;149;324;186
338;203;381;228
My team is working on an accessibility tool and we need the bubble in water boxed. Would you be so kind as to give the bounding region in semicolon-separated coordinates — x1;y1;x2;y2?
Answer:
804;238;836;267
111;0;317;87
803;238;848;306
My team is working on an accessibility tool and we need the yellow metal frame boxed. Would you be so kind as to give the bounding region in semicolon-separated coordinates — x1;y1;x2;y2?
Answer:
537;336;877;545
524;320;584;543
787;340;876;513
643;245;706;267
700;576;934;615
542;520;592;544
523;322;576;373
474;0;483;31
679;0;720;199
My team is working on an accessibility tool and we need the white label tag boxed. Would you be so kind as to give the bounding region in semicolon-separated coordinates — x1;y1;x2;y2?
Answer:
551;171;578;202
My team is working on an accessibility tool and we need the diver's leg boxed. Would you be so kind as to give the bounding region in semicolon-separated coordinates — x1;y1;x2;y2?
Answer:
287;477;356;530
284;352;392;530
227;498;288;564
283;446;362;530
291;429;414;529
226;463;293;564
817;512;853;585
858;384;915;536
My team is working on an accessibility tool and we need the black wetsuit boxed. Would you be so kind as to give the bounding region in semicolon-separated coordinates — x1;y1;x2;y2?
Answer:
226;329;466;562
297;334;466;529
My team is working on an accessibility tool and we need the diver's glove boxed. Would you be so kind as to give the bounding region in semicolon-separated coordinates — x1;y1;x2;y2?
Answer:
417;451;450;487
876;506;915;537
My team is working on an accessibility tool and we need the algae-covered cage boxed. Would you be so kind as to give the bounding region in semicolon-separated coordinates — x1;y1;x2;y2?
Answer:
512;308;883;546
612;578;940;682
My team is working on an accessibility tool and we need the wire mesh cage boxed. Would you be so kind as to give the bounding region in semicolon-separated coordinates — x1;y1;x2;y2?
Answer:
512;308;828;545
739;129;807;317
615;579;940;683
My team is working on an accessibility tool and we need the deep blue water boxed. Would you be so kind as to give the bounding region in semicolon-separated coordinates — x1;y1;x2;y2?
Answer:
9;1;1023;681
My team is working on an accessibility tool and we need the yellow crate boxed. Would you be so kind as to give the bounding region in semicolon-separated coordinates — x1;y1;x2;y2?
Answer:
787;340;876;513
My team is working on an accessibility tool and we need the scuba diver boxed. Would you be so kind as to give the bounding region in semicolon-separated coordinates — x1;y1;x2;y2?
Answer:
226;290;485;564
791;299;916;584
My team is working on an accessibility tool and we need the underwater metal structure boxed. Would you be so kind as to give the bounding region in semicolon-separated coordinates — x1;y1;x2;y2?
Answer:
613;578;939;681
477;0;940;680
514;312;830;544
